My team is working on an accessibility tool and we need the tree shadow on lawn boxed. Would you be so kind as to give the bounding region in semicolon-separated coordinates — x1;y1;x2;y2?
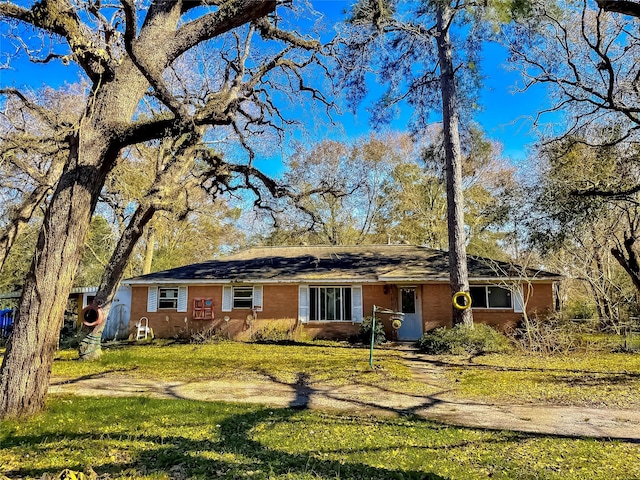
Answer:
408;354;640;379
0;396;548;480
49;369;138;386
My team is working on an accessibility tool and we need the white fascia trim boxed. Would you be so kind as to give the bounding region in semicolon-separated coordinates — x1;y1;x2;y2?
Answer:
468;277;559;283
123;278;381;286
378;276;558;283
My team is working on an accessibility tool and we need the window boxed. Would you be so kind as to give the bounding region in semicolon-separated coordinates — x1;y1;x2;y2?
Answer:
233;286;254;309
158;287;179;309
309;286;352;321
401;288;416;314
470;286;512;309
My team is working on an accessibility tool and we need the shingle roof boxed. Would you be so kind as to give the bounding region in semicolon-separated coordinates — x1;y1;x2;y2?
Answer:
123;245;561;285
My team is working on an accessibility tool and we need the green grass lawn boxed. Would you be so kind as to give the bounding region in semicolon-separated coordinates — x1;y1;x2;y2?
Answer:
50;341;438;395
1;396;638;480
2;341;640;478
443;352;640;408
46;340;640;408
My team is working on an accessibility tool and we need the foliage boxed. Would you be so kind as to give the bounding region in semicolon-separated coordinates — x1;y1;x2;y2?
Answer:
376;128;515;255
259;134;408;246
1;396;639;479
530;136;640;324
249;321;305;344
509;314;584;355
74;215;115;287
418;324;512;355
352;316;387;345
0;223;38;292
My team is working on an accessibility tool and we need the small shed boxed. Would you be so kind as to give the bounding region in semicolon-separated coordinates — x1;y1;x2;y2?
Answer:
75;286;132;341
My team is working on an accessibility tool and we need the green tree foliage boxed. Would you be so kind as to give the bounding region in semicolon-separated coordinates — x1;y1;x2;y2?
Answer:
0;224;38;294
339;0;531;326
150;201;241;273
532;135;640;324
377;128;515;258
75;216;115;288
261;130;515;258
261;133;410;246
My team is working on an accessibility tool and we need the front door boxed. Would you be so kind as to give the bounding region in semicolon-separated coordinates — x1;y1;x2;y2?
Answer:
397;287;423;341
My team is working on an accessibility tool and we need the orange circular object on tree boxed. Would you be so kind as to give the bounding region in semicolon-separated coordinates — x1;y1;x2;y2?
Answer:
81;304;104;327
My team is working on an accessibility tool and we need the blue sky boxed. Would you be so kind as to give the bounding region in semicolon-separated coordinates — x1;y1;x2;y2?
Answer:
0;1;549;164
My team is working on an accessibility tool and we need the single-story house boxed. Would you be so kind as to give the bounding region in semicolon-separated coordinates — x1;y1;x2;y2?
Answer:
122;245;561;341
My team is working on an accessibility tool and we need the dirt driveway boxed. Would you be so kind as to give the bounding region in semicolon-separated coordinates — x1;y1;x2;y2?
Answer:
49;348;640;442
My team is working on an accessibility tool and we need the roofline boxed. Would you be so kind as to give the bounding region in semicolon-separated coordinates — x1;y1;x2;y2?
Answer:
123;278;383;286
122;276;560;286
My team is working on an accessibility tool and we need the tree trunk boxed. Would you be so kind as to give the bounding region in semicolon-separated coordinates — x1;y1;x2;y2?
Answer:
436;5;473;327
0;131;114;417
79;204;157;360
0;59;149;419
78;132;201;360
0;0;277;419
143;225;155;275
611;235;640;293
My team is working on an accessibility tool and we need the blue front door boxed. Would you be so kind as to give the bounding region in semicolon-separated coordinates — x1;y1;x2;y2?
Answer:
397;287;423;341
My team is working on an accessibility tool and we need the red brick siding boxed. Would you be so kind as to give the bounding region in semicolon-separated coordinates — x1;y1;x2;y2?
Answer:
421;282;555;332
422;283;453;331
130;281;555;339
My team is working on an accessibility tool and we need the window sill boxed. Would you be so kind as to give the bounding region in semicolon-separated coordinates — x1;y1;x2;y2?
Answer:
307;320;356;324
473;307;514;311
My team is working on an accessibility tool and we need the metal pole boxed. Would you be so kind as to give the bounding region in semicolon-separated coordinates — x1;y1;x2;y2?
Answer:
369;305;377;368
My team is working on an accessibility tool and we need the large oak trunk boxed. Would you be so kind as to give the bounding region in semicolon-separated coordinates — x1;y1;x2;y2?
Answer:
436;5;473;327
0;60;148;418
0;131;113;417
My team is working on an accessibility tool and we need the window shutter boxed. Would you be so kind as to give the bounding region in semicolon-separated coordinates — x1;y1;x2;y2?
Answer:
352;284;363;323
252;285;263;311
222;286;232;312
513;286;525;313
299;285;309;323
147;286;158;313
177;286;188;312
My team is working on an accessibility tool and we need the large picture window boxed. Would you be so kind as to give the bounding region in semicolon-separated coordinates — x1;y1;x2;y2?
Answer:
309;286;352;321
158;287;179;309
470;286;512;309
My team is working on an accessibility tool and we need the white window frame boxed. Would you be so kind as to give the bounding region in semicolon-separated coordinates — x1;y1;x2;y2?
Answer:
221;285;263;312
309;286;354;322
470;285;513;310
232;286;254;309
158;287;179;310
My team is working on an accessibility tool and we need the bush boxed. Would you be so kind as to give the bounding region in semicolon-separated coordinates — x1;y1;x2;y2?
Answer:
509;314;583;354
190;325;225;344
250;321;303;344
351;316;386;345
417;324;511;355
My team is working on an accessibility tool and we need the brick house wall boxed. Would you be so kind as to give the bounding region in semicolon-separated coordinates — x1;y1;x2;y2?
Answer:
421;282;555;332
129;281;556;340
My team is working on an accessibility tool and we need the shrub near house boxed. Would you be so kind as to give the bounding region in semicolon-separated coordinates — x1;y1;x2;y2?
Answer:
124;245;560;341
